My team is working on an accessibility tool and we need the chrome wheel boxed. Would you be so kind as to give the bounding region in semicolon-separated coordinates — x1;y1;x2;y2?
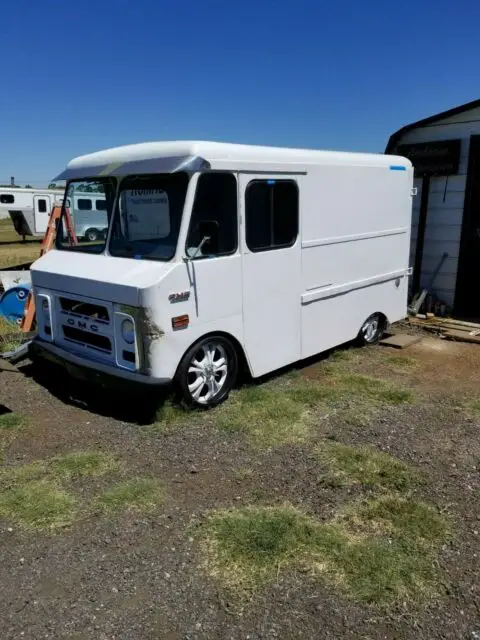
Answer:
187;341;229;405
359;313;383;345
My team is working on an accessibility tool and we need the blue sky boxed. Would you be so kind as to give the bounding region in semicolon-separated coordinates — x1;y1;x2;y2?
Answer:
1;0;479;186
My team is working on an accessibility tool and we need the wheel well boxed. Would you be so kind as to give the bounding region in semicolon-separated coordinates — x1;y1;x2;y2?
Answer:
377;312;389;331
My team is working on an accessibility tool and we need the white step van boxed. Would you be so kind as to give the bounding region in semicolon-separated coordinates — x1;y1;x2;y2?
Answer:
30;141;413;407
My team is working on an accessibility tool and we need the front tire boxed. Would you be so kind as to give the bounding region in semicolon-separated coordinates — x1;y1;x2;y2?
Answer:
175;336;238;408
357;313;385;346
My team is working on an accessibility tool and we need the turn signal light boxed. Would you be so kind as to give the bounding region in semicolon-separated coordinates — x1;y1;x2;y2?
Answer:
172;314;189;330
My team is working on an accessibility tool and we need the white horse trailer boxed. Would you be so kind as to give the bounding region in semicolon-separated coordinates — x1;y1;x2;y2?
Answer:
29;141;414;407
0;188;64;236
2;188;108;242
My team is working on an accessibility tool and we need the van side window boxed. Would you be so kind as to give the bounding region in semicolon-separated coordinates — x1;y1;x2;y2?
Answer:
0;194;14;204
96;199;107;211
38;199;47;213
245;180;298;252
78;199;92;211
186;173;237;258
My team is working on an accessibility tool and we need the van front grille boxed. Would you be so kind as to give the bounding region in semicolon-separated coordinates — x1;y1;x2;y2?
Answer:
59;297;109;322
62;325;112;352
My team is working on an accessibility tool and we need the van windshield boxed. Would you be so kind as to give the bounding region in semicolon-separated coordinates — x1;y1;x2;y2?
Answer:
109;173;189;261
57;178;116;253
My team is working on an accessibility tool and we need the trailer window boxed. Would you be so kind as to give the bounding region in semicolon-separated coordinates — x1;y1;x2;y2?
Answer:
0;194;14;204
245;180;298;252
96;199;107;211
186;173;237;258
78;199;92;210
37;199;47;213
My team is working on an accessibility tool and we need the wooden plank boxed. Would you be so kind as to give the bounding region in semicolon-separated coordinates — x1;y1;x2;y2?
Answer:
379;334;422;349
443;330;480;344
0;358;19;372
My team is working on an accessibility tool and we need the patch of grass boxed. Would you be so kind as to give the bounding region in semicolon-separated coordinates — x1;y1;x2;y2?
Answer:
96;477;164;513
329;348;359;363
336;374;413;405
463;396;480;420
337;536;438;603
344;496;449;548
316;441;419;491
0;412;25;431
0;450;121;531
214;384;309;447
0;480;76;530
0;317;24;353
3;451;120;484
213;369;412;447
47;451;120;479
200;501;448;604
384;354;417;368
154;401;189;429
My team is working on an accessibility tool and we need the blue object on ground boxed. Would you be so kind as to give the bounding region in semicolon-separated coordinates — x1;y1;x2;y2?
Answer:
0;285;30;323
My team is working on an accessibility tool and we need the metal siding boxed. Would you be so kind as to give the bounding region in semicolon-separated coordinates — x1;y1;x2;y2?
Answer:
394;112;480;306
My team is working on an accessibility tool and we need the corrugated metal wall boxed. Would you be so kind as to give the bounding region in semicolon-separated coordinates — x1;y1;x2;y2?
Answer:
394;106;480;307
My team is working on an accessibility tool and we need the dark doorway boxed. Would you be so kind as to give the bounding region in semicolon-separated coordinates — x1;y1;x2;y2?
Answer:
455;135;480;317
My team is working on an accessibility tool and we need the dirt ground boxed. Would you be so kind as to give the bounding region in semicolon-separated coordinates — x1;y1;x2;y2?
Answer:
0;334;479;640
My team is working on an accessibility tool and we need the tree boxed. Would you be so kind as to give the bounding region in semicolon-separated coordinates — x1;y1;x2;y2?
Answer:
48;183;57;189
25;184;33;188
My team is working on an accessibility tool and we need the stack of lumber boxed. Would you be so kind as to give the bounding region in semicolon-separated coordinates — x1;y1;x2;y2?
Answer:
409;317;480;344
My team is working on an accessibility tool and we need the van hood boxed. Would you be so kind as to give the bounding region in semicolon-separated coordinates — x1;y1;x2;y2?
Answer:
31;249;176;306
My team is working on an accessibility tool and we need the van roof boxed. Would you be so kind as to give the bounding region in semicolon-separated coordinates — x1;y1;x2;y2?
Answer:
54;141;411;181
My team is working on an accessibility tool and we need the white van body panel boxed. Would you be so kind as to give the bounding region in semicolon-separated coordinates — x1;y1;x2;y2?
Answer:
30;141;413;386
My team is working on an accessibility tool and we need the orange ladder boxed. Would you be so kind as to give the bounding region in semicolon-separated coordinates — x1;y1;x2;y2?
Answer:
20;205;77;332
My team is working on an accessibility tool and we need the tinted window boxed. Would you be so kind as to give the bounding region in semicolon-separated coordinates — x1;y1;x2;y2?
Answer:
0;194;14;204
186;173;237;258
96;199;107;211
37;198;47;213
77;199;92;211
245;180;298;252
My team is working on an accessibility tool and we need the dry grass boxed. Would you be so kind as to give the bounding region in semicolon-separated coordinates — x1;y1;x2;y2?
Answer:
0;451;121;531
0;218;40;268
316;441;420;491
96;477;165;513
200;498;448;604
0;317;24;353
212;363;413;447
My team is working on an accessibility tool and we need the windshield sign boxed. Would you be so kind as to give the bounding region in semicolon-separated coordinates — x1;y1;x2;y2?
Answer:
121;188;170;241
109;173;189;262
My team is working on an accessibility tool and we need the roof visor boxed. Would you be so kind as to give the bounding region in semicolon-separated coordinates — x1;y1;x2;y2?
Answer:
53;155;210;182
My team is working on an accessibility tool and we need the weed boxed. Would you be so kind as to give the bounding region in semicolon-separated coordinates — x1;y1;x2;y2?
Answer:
0;480;76;530
200;500;448;604
96;477;164;513
316;441;419;491
48;451;120;479
345;496;448;547
0;413;25;431
385;354;417;368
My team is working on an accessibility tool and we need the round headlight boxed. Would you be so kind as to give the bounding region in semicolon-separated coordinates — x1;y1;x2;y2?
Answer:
41;299;49;315
121;318;135;344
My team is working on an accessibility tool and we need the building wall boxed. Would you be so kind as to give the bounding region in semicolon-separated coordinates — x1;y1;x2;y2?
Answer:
393;106;480;307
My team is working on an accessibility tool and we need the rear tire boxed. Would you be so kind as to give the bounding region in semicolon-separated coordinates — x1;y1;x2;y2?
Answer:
357;313;385;346
175;336;238;408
